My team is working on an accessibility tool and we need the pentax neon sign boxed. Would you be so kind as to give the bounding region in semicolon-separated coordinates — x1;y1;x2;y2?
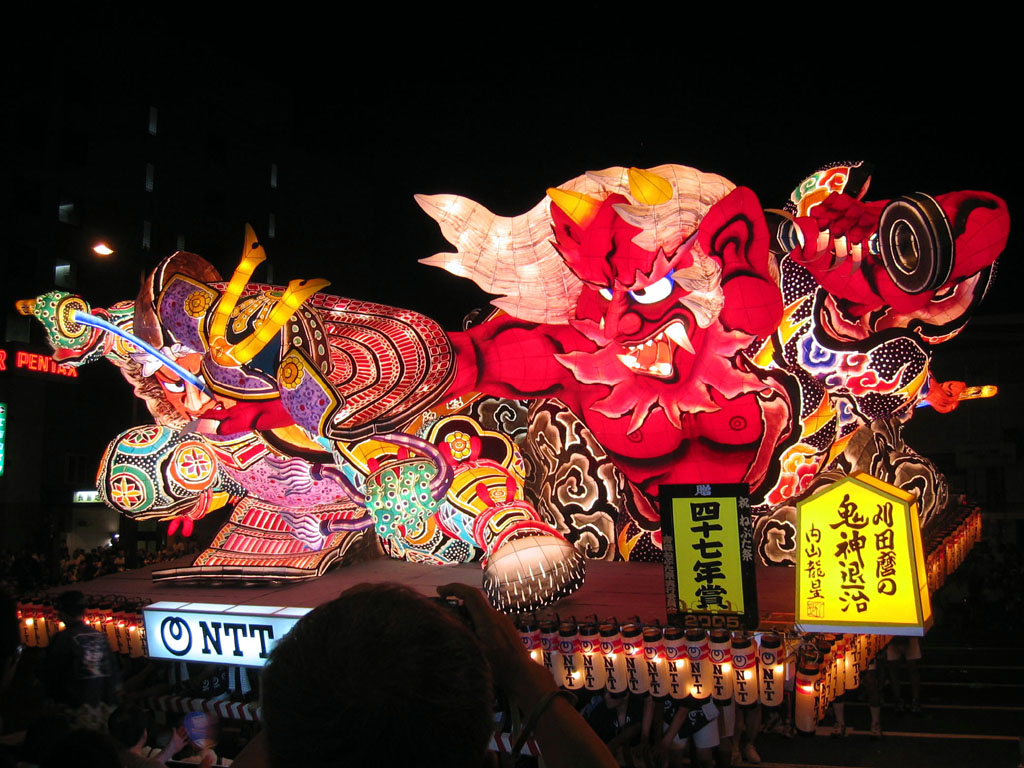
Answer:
0;348;78;378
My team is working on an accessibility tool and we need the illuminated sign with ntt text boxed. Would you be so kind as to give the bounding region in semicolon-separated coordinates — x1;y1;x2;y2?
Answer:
796;473;932;636
142;602;312;667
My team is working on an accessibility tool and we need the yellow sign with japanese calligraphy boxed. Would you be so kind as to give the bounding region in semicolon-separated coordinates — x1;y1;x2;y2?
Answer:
796;473;932;635
660;484;759;630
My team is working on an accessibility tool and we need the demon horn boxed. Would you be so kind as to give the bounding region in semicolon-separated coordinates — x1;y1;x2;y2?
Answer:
546;187;602;228
627;167;673;205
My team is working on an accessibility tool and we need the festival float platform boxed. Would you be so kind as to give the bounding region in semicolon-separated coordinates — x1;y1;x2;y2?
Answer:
19;508;974;733
44;554;796;626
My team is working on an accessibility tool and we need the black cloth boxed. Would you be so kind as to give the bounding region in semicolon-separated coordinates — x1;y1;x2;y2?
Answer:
44;621;119;708
581;692;644;742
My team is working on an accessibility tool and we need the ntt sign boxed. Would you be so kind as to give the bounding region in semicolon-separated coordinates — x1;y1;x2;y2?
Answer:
143;602;312;667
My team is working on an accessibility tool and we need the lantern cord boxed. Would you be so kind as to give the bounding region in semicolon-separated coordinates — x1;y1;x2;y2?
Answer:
511;690;577;758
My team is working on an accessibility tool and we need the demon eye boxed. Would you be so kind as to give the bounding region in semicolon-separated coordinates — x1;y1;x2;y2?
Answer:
629;274;674;305
160;378;186;394
598;288;614;301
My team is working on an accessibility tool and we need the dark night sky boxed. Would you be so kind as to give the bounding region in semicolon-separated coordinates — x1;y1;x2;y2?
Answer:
242;34;1021;327
7;16;1020;329
294;71;1020;328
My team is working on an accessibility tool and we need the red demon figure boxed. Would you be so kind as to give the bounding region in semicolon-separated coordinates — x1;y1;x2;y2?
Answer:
420;166;794;512
420;163;1009;560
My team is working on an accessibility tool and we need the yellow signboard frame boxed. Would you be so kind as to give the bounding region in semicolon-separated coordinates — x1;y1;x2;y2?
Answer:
796;473;932;635
660;484;758;631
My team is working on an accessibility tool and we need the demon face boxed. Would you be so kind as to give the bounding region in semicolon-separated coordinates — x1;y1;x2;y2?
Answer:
551;193;723;384
546;179;784;434
423;166;790;496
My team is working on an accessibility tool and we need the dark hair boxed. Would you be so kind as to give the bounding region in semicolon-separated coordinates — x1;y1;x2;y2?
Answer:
56;590;86;620
108;705;147;749
261;583;494;768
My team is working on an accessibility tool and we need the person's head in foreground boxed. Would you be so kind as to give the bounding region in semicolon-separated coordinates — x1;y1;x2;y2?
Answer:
56;590;87;624
261;583;494;767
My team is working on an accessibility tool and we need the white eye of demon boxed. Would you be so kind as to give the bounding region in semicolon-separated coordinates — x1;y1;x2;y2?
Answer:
629;274;674;305
161;378;186;394
598;287;614;301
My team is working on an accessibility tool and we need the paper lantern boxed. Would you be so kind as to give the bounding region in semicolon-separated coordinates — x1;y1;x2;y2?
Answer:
557;620;586;691
17;605;33;647
684;629;713;702
540;619;561;685
794;653;821;736
621;623;650;695
517;616;543;665
34;610;49;648
578;621;608;691
709;629;734;703
843;635;860;691
663;625;692;701
599;622;628;694
643;626;672;698
730;633;759;707
44;605;60;641
832;637;846;699
758;633;784;708
102;607;118;652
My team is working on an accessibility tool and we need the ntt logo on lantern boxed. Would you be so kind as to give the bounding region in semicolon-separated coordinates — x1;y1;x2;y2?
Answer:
143;602;311;667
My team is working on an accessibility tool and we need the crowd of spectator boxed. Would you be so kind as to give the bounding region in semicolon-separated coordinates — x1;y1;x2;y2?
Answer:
0;588;252;767
932;535;1024;636
0;539;198;594
0;526;1017;766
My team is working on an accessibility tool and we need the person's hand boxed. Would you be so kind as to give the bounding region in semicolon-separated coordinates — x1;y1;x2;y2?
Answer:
439;584;620;768
167;726;187;756
437;582;556;708
154;725;188;763
641;741;667;768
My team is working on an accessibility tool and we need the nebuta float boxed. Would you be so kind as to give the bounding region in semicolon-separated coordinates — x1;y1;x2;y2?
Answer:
19;162;1009;608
